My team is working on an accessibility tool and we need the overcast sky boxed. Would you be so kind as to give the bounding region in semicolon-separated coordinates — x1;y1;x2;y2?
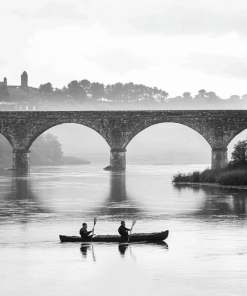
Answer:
1;0;247;98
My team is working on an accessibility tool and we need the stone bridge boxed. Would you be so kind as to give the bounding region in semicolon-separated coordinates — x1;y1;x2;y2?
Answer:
1;110;247;171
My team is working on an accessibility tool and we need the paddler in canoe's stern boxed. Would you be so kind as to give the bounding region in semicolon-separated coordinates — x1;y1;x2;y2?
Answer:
79;223;93;239
118;221;130;238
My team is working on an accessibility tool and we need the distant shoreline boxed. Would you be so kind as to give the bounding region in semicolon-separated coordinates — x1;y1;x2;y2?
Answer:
173;181;247;190
0;155;91;168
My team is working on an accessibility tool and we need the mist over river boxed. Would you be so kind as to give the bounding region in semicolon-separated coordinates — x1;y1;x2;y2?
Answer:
0;164;247;296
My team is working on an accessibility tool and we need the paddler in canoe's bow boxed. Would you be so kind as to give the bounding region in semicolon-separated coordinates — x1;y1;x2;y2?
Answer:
118;221;130;238
79;223;93;239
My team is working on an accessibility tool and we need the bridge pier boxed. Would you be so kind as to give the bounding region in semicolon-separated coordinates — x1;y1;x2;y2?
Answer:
110;149;126;171
12;150;30;171
211;148;228;169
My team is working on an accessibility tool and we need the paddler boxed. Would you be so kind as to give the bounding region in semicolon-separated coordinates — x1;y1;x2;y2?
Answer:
118;221;130;238
79;223;93;239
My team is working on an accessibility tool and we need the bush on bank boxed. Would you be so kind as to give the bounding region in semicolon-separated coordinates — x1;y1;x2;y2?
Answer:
173;166;247;186
173;140;247;186
217;170;247;186
172;169;221;184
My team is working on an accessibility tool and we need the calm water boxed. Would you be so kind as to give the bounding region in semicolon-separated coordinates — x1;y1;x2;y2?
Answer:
0;164;247;296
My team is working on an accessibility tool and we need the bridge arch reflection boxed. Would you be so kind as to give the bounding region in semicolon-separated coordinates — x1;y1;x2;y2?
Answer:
95;172;142;217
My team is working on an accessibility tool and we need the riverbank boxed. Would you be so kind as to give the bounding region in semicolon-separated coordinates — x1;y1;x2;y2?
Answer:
173;181;247;190
173;167;247;186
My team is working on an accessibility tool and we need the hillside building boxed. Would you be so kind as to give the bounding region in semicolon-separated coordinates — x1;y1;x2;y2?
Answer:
0;77;7;87
0;71;31;89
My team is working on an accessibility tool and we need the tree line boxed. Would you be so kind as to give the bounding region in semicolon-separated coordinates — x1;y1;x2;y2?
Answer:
1;79;247;109
37;81;247;105
38;80;169;104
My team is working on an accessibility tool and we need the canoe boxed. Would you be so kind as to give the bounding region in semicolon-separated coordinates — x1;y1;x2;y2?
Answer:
59;230;169;243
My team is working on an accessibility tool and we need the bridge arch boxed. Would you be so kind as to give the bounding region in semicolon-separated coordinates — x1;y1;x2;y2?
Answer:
126;122;211;165
28;122;110;166
125;121;212;149
26;121;111;150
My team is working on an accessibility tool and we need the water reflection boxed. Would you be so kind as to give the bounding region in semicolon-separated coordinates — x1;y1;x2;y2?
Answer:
0;170;50;222
80;244;91;258
96;172;142;216
173;183;247;216
118;244;128;256
80;244;96;261
109;172;128;202
11;171;31;199
80;242;168;261
146;241;169;249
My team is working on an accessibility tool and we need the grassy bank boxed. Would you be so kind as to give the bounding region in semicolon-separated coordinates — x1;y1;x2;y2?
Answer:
173;167;247;186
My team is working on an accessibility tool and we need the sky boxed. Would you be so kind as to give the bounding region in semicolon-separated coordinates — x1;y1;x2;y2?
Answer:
1;0;247;98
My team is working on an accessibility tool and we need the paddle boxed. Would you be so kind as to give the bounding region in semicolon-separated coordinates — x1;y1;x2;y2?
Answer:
127;218;138;243
91;217;97;242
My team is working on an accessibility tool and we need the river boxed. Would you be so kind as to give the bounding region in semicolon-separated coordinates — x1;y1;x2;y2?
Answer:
0;164;246;296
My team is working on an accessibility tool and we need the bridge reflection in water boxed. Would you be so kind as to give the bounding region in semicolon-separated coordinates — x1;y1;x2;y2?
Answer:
2;166;246;224
96;172;142;217
0;170;50;223
11;171;31;199
109;172;127;202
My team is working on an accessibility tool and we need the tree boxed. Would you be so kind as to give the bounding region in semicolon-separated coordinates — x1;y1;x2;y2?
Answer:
229;140;247;167
206;91;221;106
122;83;134;102
229;95;240;100
53;88;64;96
31;133;63;164
90;82;105;100
39;82;53;95
43;133;63;161
67;80;86;98
160;90;169;101
195;89;207;99
183;92;194;101
106;83;124;102
79;79;91;93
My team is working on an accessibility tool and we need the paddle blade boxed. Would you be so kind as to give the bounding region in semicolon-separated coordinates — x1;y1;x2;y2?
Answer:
131;218;138;229
91;217;97;242
127;218;137;243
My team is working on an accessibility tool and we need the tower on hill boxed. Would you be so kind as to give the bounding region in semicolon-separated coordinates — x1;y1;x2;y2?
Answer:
0;77;7;87
21;71;28;88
